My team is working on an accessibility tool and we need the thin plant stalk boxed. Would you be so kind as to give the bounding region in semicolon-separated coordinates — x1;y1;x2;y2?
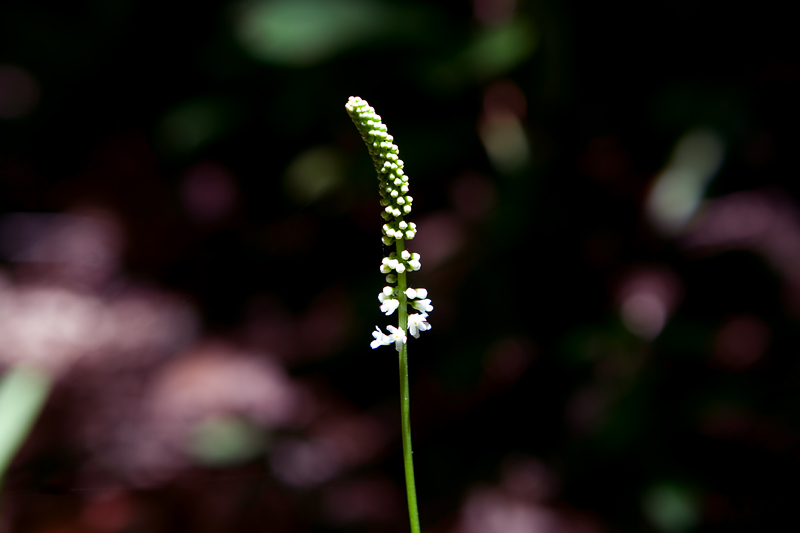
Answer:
396;241;421;533
346;96;432;533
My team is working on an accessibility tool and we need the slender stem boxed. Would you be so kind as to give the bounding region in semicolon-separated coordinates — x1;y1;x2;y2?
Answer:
395;238;421;533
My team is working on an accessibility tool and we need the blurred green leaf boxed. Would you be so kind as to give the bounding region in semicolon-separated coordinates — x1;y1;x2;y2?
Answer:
428;18;540;88
187;415;265;466
284;145;346;204
0;365;51;483
643;482;700;533
234;0;408;66
156;97;240;156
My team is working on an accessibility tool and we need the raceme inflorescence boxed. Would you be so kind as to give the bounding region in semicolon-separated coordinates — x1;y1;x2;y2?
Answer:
345;96;432;352
345;96;427;533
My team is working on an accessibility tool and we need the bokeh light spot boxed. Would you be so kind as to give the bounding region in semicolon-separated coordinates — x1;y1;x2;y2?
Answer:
187;415;264;466
643;484;699;533
234;0;386;66
647;129;725;234
615;267;682;340
181;161;238;223
479;80;529;172
467;20;538;80
284;146;345;205
156;98;239;156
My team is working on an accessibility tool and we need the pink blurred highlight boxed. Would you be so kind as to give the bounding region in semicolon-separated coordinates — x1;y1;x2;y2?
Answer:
180;161;238;224
147;343;297;429
0;276;197;377
270;410;391;488
0;211;123;287
241;288;352;365
452;459;600;533
474;0;517;26
683;190;800;313
483;80;527;120
614;267;683;340
412;213;466;271
0;282;109;375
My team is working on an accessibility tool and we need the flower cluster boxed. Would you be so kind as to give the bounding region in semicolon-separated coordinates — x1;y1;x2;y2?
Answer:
345;96;418;246
346;96;432;352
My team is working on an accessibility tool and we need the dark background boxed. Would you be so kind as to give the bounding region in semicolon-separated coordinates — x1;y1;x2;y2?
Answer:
1;0;799;531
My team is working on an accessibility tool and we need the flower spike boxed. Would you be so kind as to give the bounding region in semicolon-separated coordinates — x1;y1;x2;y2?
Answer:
347;96;433;350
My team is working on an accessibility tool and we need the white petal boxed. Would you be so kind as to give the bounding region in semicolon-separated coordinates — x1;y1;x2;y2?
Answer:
380;299;399;315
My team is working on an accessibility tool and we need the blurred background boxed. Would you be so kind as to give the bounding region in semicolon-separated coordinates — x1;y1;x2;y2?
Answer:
1;0;799;531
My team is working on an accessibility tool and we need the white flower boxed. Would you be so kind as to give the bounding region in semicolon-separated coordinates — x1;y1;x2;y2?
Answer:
378;288;400;315
408;259;421;270
407;314;431;338
396;263;406;273
405;287;427;299
386;325;407;351
411;299;433;313
370;326;391;349
380;298;399;315
401;250;411;260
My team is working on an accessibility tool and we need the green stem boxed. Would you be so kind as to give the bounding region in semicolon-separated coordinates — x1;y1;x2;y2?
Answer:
395;238;421;533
